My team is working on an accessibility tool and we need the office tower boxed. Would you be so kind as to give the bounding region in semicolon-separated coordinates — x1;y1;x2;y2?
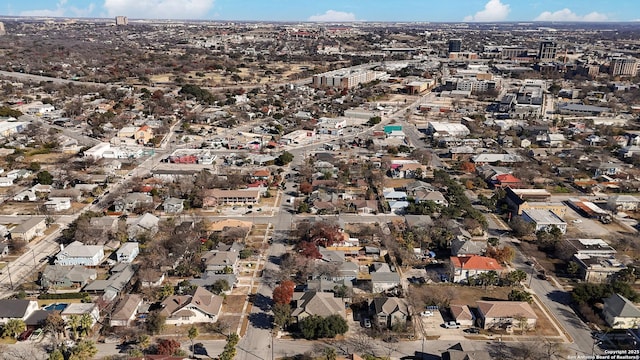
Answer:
538;40;557;61
0;22;5;36
115;16;128;26
448;39;462;53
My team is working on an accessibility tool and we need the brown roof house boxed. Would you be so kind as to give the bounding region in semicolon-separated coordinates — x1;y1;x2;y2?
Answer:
476;301;537;331
450;304;475;327
110;294;143;327
369;297;409;329
160;287;223;325
291;291;345;323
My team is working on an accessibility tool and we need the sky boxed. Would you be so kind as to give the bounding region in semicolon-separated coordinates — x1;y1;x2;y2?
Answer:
3;0;640;22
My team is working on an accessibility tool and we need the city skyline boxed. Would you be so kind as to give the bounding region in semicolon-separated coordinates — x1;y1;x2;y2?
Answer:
3;0;640;23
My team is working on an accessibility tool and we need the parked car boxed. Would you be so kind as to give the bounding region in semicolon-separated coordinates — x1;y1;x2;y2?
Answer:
443;321;461;329
364;318;372;328
463;327;480;334
420;311;434;317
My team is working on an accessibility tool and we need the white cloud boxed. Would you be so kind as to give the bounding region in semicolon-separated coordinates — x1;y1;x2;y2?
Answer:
463;0;510;22
20;0;95;18
308;10;357;22
534;8;608;22
103;0;215;19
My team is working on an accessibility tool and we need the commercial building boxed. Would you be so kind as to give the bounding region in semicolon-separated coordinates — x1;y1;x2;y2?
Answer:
521;209;567;234
448;39;462;53
538;40;557;61
115;16;128;26
312;69;385;89
610;57;638;77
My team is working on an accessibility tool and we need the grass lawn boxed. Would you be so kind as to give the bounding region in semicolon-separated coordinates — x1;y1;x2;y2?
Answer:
223;295;246;314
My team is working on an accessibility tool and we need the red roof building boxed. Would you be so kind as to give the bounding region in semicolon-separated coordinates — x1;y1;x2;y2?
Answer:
450;255;503;283
493;174;522;189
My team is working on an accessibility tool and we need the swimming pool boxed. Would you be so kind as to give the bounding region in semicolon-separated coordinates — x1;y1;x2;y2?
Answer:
43;303;68;312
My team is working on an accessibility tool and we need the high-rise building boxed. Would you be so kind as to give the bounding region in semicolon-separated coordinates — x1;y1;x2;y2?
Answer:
610;57;638;77
115;16;128;26
448;39;462;54
0;22;5;36
538;41;557;61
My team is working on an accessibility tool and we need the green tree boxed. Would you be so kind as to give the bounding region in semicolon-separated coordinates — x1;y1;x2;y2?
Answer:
298;315;348;340
2;319;25;338
567;261;580;278
69;340;98;360
272;302;292;330
36;170;54;185
210;279;231;295
79;313;93;337
67;314;80;340
508;289;533;303
146;311;166;335
45;313;66;340
188;325;199;359
219;333;240;360
275;151;294;166
48;350;64;360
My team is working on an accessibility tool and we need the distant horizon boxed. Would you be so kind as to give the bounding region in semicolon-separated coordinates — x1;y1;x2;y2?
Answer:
3;14;640;26
3;1;640;23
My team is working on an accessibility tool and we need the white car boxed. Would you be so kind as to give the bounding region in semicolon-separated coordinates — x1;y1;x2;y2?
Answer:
572;219;583;224
420;311;434;317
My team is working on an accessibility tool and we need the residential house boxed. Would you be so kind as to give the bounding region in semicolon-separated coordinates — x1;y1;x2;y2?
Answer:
442;343;492;360
114;193;153;213
41;265;97;289
572;254;626;283
521;209;567;234
13;189;37;202
162;198;184;214
0;177;13;187
127;213;160;240
55;241;104;267
348;199;378;214
450;255;503;283
414;190;448;206
450;304;475;327
450;238;487;257
89;217;119;234
201;250;239;274
476;301;537;330
371;271;401;293
10;216;46;241
82;264;136;302
44;197;72;212
0;300;39;325
471;153;525;165
159;287;223;325
603;294;640;329
291;291;345;323
492;174;522;189
0;243;8;258
383;188;407;201
607;195;640;212
135;125;154;144
139;270;166;288
116;242;140;263
61;303;100;327
203;189;261;206
369;297;409;329
110;294;143;327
